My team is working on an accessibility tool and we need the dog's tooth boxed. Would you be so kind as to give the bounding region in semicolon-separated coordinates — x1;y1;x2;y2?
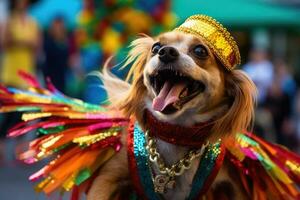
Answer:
173;102;182;110
179;88;188;98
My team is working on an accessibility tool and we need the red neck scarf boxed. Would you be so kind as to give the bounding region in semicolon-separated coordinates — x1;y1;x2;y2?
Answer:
144;111;214;147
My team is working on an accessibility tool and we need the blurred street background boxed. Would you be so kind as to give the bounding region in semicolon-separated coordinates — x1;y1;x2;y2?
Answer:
1;0;300;199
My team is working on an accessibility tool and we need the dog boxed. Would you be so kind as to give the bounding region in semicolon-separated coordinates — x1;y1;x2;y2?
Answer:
87;15;257;200
1;15;298;200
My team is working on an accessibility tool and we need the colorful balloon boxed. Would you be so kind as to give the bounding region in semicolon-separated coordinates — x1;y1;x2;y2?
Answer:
75;0;177;63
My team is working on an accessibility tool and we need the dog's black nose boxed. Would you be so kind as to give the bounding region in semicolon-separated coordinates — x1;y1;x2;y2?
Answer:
158;46;179;63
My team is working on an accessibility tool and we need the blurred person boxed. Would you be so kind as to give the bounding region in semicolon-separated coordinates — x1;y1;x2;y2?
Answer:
242;49;275;142
0;0;40;163
243;48;274;105
295;90;300;152
274;59;297;99
263;60;298;150
0;0;40;88
264;78;293;147
0;0;8;163
0;0;8;49
43;16;69;93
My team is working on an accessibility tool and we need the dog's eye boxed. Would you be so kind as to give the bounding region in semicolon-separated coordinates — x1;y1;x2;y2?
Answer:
193;45;208;58
152;42;162;54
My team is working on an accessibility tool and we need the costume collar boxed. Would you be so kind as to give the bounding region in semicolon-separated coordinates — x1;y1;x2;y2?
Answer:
145;111;214;147
127;121;226;199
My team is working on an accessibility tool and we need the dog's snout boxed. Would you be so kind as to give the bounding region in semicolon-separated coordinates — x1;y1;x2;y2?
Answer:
158;46;179;63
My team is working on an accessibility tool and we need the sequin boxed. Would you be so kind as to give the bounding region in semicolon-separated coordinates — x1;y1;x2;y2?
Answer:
175;15;240;70
187;140;224;200
133;123;161;200
129;122;225;199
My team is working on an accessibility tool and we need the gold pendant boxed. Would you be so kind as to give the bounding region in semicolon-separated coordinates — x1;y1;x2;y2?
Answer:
154;175;176;194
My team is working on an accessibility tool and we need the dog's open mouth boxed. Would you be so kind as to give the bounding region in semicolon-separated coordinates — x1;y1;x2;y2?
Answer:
149;68;205;114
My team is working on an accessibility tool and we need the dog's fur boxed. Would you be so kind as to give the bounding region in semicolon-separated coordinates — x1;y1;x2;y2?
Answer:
87;32;257;200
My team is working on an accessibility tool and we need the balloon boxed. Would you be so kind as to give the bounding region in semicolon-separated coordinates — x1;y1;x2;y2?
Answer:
74;0;177;104
117;8;153;33
101;28;122;54
112;21;125;32
162;12;178;30
80;43;103;72
74;28;89;47
77;10;93;26
75;0;176;64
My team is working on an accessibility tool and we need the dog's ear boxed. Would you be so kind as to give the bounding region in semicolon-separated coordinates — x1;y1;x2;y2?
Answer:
95;62;131;105
98;35;153;115
119;35;154;118
213;70;257;137
125;35;154;82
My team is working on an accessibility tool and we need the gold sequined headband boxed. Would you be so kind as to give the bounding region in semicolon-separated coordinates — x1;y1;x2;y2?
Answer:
175;15;241;70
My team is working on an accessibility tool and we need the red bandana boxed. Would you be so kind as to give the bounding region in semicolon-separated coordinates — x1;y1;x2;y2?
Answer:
145;111;214;147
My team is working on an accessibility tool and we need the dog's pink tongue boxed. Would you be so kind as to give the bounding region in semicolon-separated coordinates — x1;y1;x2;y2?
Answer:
152;81;186;111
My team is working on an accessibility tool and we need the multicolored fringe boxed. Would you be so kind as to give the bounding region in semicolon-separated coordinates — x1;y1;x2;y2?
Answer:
227;133;300;199
0;73;128;196
1;73;300;199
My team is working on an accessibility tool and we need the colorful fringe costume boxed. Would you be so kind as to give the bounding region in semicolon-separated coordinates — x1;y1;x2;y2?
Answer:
1;73;300;200
0;74;128;197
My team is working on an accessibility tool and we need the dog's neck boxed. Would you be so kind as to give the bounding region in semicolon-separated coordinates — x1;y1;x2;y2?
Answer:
144;111;212;147
151;133;202;199
143;108;224;199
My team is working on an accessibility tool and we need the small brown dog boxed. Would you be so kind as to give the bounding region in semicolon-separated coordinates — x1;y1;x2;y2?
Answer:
1;14;299;200
87;15;257;200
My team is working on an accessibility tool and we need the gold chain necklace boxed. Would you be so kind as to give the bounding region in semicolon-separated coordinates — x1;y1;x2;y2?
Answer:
145;131;209;194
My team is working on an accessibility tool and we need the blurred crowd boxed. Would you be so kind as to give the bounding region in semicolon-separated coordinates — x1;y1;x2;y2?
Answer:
0;0;177;164
0;0;90;163
243;48;300;152
0;0;83;96
0;0;300;165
